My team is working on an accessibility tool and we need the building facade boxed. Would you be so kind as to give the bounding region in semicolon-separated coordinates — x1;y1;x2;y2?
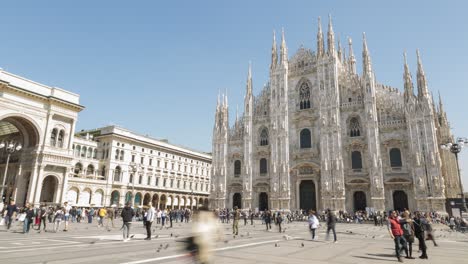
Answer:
0;69;211;208
210;17;460;214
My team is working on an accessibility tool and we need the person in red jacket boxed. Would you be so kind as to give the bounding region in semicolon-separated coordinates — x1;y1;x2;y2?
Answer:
388;210;411;262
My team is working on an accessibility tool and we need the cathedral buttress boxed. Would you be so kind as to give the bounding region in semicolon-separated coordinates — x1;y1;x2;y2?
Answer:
268;29;290;209
243;63;254;209
361;33;385;212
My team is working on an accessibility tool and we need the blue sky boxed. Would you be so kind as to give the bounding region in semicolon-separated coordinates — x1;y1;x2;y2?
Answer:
1;1;468;189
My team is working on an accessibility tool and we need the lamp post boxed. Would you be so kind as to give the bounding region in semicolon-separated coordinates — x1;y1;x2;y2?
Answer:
441;137;468;212
129;164;138;205
0;141;22;203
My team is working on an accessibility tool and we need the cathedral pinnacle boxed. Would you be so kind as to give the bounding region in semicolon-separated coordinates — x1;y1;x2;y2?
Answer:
337;36;342;61
317;17;325;57
327;14;335;56
416;49;429;98
271;30;278;69
280;28;288;64
403;52;414;99
362;32;372;76
246;62;253;96
348;37;356;74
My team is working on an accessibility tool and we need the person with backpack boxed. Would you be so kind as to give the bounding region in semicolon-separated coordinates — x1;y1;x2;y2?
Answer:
53;207;65;233
413;211;428;259
401;211;416;259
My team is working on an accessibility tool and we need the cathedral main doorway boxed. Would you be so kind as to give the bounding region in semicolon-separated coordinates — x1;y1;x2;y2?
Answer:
300;180;316;211
353;191;367;212
393;190;408;211
233;193;242;209
259;192;268;211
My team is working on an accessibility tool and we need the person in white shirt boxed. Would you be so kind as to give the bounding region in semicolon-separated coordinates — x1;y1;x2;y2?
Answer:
145;203;156;240
157;209;162;224
63;202;72;231
308;210;320;240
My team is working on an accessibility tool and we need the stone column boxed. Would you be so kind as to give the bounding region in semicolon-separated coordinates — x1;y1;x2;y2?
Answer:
33;166;45;205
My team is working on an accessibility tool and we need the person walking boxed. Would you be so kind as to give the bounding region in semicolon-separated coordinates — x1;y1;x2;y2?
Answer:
63;202;72;231
401;211;416;259
23;203;34;234
161;209;167;227
3;200;18;230
277;211;283;233
308;210;320;240
53;207;64;233
264;210;272;231
97;207;107;227
106;207;115;229
424;213;438;247
413;212;428;259
145;203;155;240
326;209;337;243
249;209;254;225
232;207;240;235
38;205;47;232
388;210;409;262
121;202;135;242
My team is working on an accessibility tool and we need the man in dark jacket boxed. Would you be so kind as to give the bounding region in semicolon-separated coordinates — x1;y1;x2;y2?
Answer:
121;202;135;242
326;209;337;243
413;212;428;259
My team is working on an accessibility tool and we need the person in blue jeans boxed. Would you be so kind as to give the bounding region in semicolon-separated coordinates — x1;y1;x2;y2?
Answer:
23;203;34;234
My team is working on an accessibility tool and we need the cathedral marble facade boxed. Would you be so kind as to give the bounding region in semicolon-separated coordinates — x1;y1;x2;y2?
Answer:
210;17;460;214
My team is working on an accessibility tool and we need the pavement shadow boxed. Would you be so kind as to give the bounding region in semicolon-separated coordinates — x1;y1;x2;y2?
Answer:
367;253;397;258
353;255;395;262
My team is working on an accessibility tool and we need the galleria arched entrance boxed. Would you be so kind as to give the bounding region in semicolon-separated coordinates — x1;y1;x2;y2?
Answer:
0;116;40;205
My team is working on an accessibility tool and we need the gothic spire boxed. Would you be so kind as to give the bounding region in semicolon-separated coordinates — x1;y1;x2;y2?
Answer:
246;62;253;97
348;37;356;74
362;32;372;76
327;14;335;56
337;36;342;61
416;49;429;98
270;30;278;69
438;91;445;115
403;52;414;100
317;17;325;57
280;28;288;64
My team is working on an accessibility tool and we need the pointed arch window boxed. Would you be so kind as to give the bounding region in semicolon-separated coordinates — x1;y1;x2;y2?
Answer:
234;160;241;176
50;128;58;146
299;82;311;110
351;151;363;170
260;158;268;174
349;117;361;137
87;164;95;175
300;129;312;148
390;148;402;168
260;128;269;146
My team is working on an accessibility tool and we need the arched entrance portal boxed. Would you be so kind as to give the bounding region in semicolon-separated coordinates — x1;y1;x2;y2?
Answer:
300;180;316;211
143;193;151;206
393;190;409;211
39;176;58;203
259;192;268;211
0;116;40;204
353;191;367;212
233;193;242;209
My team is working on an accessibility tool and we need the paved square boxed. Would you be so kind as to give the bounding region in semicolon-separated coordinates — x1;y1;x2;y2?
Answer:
0;219;467;264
